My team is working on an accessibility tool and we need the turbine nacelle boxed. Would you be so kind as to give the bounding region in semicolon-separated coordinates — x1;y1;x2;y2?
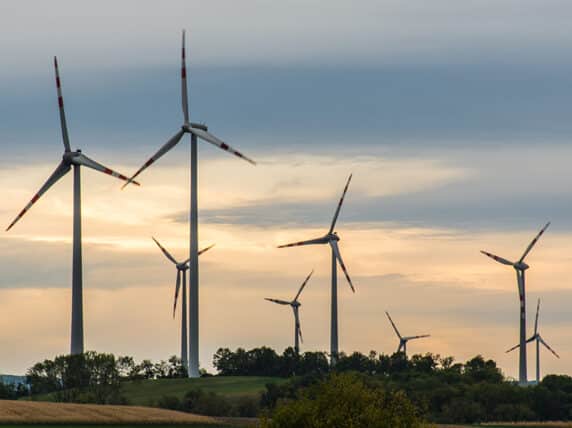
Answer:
326;232;340;242
176;262;189;271
182;123;209;133
514;261;530;271
62;150;82;163
189;122;208;131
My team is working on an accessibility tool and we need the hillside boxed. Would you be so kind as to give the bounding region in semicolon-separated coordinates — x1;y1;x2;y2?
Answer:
120;376;287;406
0;399;218;424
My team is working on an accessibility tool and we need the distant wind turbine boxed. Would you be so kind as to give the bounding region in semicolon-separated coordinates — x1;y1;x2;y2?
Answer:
6;57;139;355
506;298;559;384
278;175;354;365
265;270;314;354
123;31;255;377
152;238;214;373
481;222;550;386
385;311;430;358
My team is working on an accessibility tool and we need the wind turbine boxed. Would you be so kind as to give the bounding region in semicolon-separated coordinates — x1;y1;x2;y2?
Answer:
152;238;214;373
506;298;559;384
277;175;354;365
265;270;314;354
123;31;255;377
481;222;550;385
5;57;139;355
385;311;430;358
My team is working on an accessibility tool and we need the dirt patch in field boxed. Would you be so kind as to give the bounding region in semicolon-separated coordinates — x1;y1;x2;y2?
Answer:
0;400;218;424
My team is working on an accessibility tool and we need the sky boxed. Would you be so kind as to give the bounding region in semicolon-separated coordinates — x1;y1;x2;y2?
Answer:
1;0;572;380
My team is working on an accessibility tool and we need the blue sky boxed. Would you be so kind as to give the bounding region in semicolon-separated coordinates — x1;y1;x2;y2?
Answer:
1;0;572;378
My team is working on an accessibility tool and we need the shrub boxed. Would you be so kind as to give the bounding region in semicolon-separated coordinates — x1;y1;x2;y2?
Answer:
261;372;426;428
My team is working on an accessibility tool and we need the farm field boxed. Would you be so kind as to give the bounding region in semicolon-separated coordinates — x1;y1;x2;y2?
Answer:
119;376;287;406
0;400;224;425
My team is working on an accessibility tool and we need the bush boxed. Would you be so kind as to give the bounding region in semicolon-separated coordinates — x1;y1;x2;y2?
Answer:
261;372;426;428
181;388;232;416
156;395;182;411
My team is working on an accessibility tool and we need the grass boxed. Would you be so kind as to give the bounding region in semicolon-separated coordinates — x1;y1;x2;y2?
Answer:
119;376;287;406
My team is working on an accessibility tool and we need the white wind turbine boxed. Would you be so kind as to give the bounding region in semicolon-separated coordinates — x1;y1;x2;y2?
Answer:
152;238;214;373
123;31;255;377
385;311;430;358
277;175;354;364
6;57;139;355
481;222;550;385
506;298;560;384
265;270;314;354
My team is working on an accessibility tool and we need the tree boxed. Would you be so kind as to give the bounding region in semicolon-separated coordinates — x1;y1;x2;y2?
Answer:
261;372;426;428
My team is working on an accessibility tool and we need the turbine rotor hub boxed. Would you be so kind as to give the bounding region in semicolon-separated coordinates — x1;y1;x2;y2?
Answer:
514;261;530;271
327;233;340;242
62;150;81;164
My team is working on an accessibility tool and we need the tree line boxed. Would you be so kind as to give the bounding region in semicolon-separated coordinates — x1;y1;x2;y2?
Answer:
9;347;572;424
25;351;187;403
216;346;572;424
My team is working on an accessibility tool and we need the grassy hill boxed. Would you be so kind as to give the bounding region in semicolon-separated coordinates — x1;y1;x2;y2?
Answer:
120;376;287;406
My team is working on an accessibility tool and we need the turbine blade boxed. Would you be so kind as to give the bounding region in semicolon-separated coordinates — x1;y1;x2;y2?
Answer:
534;298;540;335
298;322;303;344
328;174;352;234
293;269;314;302
506;343;520;353
173;270;181;318
188;127;256;165
6;161;71;231
181;30;189;123
385;311;402;339
73;153;140;186
54;57;71;152
264;298;290;305
198;243;215;256
152;237;178;265
539;336;560;358
480;250;514;266
181;243;215;265
519;222;551;263
409;334;430;340
122;129;185;189
330;240;355;292
278;237;327;248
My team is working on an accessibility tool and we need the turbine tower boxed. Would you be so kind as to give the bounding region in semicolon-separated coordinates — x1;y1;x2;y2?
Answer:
124;31;255;377
6;57;139;355
152;238;214;373
506;298;559;384
481;222;550;386
385;311;430;358
265;270;314;354
277;175;354;365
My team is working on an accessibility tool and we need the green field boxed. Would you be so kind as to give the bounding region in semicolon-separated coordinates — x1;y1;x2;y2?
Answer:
119;376;288;406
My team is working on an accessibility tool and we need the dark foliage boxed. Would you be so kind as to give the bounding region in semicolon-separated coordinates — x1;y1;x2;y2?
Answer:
220;347;572;424
25;351;187;404
260;372;426;428
156;388;260;417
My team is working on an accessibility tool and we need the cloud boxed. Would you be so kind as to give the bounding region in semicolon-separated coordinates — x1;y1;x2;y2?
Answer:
2;0;572;74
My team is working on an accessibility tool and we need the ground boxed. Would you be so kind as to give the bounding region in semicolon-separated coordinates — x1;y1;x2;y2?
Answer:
0;400;218;425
